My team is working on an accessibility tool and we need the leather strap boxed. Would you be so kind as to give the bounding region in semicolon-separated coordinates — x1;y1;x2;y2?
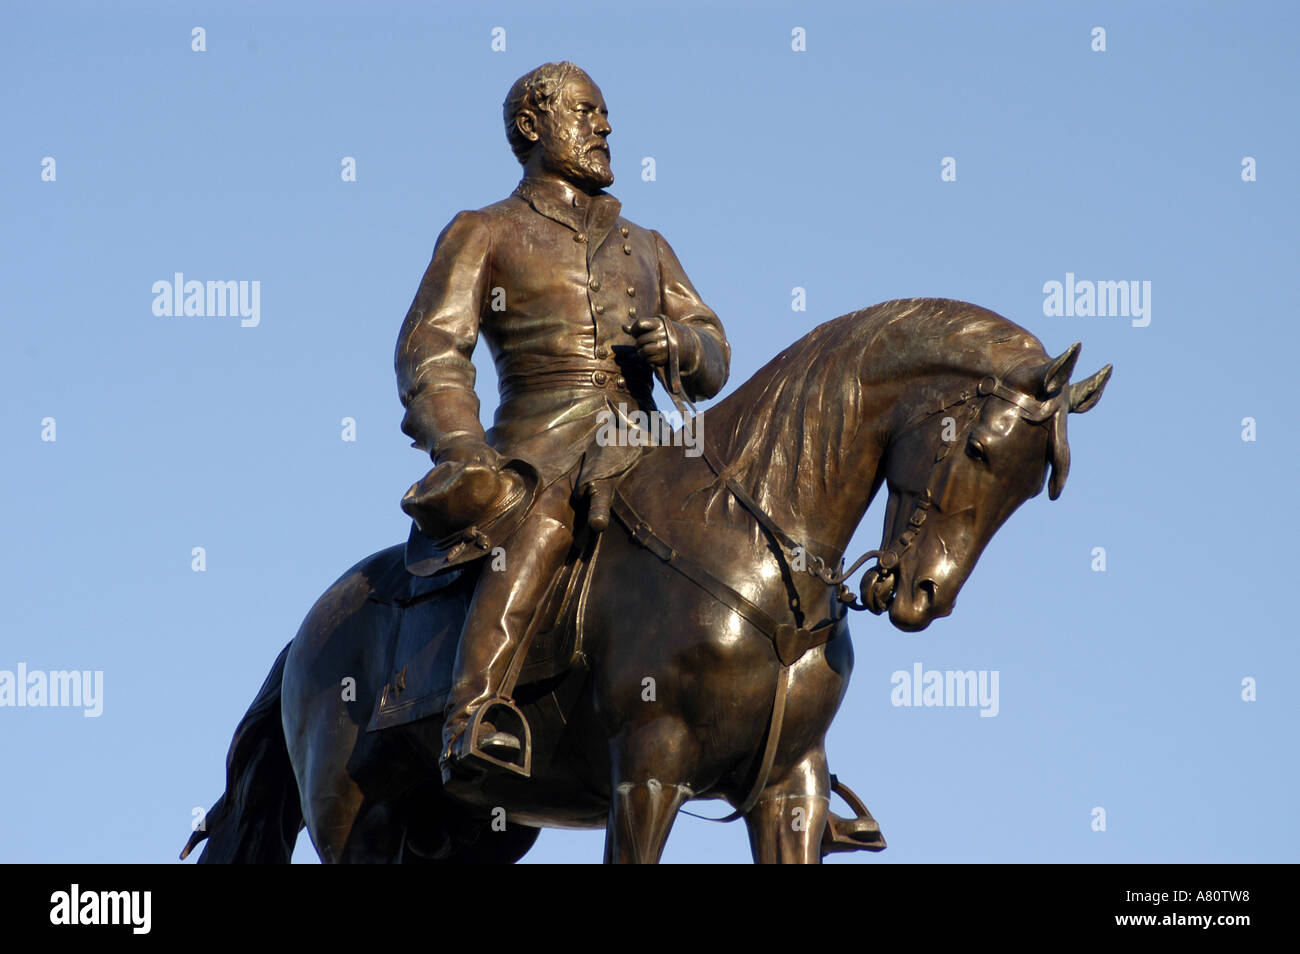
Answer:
735;665;791;817
702;449;835;563
612;490;844;822
611;492;842;666
654;316;698;426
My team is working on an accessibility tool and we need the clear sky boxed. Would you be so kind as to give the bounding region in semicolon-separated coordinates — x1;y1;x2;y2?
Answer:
2;0;1296;864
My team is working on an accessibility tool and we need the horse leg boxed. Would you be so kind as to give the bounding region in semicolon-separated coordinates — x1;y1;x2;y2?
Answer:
300;758;360;864
403;804;542;864
332;799;408;863
743;747;830;864
298;747;403;863
604;721;695;864
286;654;406;863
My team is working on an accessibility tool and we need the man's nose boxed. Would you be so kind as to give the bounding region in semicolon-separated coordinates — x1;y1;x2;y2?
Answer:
593;114;611;137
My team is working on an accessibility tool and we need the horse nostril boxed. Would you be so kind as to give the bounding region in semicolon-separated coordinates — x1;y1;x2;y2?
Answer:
918;579;939;604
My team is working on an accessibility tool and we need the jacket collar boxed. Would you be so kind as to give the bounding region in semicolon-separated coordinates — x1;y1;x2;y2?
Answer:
514;175;622;255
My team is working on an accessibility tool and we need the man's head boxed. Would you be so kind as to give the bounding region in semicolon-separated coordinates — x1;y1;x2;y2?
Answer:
504;62;613;191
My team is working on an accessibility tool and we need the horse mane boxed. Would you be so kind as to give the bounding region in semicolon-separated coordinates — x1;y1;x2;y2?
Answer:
704;298;1049;509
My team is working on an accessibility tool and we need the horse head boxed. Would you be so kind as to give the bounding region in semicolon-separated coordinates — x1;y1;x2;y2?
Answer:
861;342;1112;631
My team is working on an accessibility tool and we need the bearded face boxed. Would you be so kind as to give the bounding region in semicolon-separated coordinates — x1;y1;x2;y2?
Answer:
533;73;613;191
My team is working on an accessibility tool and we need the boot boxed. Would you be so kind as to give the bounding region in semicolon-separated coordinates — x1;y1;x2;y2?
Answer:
440;698;531;790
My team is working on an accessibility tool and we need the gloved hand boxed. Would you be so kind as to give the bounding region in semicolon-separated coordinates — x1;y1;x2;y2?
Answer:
434;435;504;471
624;317;700;373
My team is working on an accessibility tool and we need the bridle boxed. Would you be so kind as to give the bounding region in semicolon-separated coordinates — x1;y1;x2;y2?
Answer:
703;373;1065;618
622;365;1063;820
864;374;1062;593
654;319;1064;616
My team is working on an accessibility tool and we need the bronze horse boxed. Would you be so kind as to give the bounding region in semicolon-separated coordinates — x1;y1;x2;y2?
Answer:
182;298;1110;864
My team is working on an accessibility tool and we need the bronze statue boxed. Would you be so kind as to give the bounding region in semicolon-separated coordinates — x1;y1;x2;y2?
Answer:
393;62;729;787
183;303;1110;864
181;66;1112;865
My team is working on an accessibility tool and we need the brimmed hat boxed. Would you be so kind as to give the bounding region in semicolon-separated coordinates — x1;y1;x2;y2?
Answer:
402;458;540;577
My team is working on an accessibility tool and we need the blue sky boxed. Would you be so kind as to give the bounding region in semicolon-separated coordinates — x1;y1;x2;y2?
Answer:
2;0;1296;863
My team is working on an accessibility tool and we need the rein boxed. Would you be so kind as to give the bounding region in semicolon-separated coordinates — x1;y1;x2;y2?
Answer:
628;359;1059;821
703;373;1062;604
872;375;1061;580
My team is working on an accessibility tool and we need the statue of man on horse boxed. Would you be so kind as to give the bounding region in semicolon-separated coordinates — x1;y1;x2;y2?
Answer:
182;62;1113;865
395;61;731;788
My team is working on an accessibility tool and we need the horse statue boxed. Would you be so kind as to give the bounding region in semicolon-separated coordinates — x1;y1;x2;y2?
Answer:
181;298;1111;864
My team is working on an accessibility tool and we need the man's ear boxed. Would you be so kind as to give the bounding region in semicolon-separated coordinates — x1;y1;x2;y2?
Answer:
516;109;540;143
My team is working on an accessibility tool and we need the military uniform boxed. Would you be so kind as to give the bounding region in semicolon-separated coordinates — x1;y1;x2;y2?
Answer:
395;174;730;757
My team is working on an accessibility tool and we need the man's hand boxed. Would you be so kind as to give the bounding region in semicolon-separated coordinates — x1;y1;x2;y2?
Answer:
434;435;503;471
624;317;670;368
625;316;700;373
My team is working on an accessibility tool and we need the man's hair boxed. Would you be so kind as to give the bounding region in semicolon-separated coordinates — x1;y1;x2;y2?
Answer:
503;61;585;165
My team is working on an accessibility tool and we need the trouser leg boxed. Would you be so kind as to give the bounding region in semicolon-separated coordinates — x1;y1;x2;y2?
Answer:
441;480;575;753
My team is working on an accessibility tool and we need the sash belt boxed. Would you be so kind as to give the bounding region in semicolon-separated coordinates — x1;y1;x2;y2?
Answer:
499;367;654;404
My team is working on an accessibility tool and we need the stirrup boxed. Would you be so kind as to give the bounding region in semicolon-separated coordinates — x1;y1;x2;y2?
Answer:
453;698;532;779
821;775;886;855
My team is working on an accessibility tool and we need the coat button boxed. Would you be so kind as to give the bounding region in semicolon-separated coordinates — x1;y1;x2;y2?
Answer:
615;375;626;389
626;286;635;296
575;233;588;243
627;307;637;319
590;278;601;291
595;345;609;358
595;304;605;314
592;370;608;386
621;227;630;237
623;244;632;254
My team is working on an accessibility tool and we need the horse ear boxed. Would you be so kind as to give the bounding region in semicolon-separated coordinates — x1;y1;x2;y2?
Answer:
1068;364;1113;414
1047;408;1070;500
1039;342;1081;398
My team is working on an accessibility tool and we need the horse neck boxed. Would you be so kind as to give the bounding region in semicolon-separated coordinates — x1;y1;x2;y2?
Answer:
702;371;892;559
705;363;973;561
703;301;1049;561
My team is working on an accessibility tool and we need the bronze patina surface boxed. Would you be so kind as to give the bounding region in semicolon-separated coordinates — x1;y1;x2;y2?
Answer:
392;63;730;782
183;64;1111;864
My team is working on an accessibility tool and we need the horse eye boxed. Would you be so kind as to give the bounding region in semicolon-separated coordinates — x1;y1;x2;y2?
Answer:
966;439;988;463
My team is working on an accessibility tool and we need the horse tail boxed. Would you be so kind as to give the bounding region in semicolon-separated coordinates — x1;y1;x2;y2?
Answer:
180;642;302;863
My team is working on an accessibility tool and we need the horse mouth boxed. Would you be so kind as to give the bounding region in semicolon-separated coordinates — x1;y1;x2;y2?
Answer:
864;565;946;631
862;567;898;615
891;577;954;632
889;583;934;631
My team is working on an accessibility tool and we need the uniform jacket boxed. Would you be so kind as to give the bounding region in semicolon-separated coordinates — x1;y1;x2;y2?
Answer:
395;175;730;489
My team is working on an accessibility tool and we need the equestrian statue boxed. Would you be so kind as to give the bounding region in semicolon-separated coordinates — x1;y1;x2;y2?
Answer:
182;62;1112;864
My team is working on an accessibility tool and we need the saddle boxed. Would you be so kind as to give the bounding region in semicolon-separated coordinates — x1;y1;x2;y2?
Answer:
365;524;598;733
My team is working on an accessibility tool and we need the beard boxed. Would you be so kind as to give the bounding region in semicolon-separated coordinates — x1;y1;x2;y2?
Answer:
542;135;614;190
